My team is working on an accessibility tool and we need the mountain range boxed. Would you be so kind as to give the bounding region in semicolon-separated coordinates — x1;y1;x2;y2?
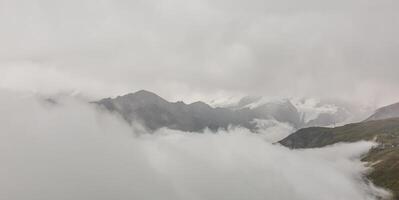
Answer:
93;90;399;198
94;90;371;133
95;90;255;132
94;90;399;199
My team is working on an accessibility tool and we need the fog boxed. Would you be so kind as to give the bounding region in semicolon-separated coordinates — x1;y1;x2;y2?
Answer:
252;119;294;142
0;90;390;200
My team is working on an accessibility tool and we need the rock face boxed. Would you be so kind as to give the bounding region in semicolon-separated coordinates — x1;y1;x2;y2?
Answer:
95;90;256;132
366;102;399;122
95;90;311;132
94;90;370;132
279;118;399;199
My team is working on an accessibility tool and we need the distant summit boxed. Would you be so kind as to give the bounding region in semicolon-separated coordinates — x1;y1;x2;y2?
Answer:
95;90;255;132
116;90;168;104
123;90;164;99
366;102;399;121
94;90;308;132
214;95;371;128
94;90;371;133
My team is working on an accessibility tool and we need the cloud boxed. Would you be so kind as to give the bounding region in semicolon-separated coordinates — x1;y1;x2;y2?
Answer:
252;119;295;142
0;0;398;105
0;90;390;200
0;61;129;98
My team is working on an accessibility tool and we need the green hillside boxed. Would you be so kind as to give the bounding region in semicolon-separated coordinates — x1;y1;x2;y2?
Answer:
279;118;399;199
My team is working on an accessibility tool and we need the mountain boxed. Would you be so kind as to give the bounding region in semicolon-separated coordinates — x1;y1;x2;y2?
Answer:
95;90;317;133
95;90;256;132
95;91;399;197
279;118;399;199
366;102;399;122
95;90;372;133
217;96;372;128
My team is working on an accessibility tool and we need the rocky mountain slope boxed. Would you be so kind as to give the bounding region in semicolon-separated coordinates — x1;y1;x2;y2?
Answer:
279;118;399;199
95;90;256;132
95;90;307;132
214;95;372;128
366;102;399;122
95;90;370;133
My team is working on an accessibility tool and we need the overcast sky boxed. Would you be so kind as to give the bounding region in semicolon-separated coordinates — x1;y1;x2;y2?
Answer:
0;0;398;105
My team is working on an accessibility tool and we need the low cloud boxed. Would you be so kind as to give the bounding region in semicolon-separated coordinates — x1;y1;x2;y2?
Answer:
0;90;390;200
0;0;398;105
252;119;295;142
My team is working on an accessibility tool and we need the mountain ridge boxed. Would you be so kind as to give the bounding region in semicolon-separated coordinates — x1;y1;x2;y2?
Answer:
94;90;372;133
95;90;255;132
366;102;399;122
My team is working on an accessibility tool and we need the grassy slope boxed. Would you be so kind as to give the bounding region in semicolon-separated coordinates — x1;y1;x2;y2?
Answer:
279;118;399;199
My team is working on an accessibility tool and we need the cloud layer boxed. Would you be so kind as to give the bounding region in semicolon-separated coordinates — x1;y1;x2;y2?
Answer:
0;91;390;200
0;0;398;105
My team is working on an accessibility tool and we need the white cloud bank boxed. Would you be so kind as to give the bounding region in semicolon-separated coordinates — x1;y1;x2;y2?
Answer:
0;90;390;200
252;119;295;142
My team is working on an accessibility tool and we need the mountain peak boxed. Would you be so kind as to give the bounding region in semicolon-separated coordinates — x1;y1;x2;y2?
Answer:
131;90;159;97
119;90;164;100
109;90;169;107
366;101;399;121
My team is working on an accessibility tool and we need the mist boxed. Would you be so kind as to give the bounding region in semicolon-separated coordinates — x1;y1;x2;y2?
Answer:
0;90;390;200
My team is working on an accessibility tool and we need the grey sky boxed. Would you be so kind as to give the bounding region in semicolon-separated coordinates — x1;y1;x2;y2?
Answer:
0;0;398;105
